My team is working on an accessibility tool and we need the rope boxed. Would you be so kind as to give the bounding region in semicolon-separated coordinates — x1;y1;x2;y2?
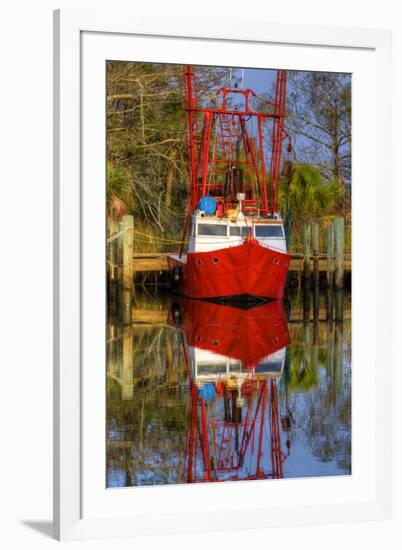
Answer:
133;229;186;244
108;227;350;257
107;226;131;243
106;260;121;268
107;226;187;245
109;231;289;252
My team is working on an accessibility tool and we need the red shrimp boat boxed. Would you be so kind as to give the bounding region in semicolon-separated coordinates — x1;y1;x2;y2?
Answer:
169;299;291;482
168;65;291;301
179;298;290;370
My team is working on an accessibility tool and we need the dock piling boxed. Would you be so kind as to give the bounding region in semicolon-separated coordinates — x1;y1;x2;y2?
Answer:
311;223;320;321
326;223;335;320
122;215;134;325
122;325;134;400
326;223;335;288
335;289;344;322
303;224;311;282
107;219;118;317
311;222;319;287
303;278;311;322
334;217;345;289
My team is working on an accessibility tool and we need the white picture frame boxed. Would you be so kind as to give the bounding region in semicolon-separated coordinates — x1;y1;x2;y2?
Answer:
53;8;392;541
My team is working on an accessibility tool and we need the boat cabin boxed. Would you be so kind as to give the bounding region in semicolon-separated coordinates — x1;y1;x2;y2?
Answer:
188;212;287;254
189;346;286;389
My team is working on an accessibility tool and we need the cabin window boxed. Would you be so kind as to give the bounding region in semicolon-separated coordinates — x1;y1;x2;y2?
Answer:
255;225;284;238
197;223;227;236
229;226;251;237
229;363;242;372
255;361;283;373
197;364;226;375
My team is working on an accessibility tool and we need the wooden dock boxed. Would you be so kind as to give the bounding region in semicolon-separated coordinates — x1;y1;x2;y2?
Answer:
108;216;351;325
132;252;351;273
132;305;351;325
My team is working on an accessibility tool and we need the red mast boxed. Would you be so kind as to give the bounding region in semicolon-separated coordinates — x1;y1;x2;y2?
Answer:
176;299;292;483
182;65;289;217
184;377;289;483
269;70;288;215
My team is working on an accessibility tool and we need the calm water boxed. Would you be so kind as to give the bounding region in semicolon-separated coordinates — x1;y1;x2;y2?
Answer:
107;290;351;487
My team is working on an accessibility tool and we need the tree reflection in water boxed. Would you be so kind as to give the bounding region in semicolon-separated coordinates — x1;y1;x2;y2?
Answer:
106;291;351;487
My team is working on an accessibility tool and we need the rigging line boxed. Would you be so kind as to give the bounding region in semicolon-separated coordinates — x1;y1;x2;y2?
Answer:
132;229;187;244
207;116;218;192
107;226;131;242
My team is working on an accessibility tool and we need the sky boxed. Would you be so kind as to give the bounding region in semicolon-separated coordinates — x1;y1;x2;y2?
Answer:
215;66;351;183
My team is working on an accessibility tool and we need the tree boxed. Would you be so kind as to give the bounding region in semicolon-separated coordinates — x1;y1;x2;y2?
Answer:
107;61;185;233
279;164;342;230
106;62;230;242
287;71;351;186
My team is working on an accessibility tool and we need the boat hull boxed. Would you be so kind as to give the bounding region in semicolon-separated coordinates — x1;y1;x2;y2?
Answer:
180;298;290;368
168;240;290;300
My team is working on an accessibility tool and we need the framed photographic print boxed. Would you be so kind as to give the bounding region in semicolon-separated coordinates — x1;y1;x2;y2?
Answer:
53;8;392;541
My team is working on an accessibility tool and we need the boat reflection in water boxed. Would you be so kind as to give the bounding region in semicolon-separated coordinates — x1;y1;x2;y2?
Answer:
171;299;292;483
107;291;351;487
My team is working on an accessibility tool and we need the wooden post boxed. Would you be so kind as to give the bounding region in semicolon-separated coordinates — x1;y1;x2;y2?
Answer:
311;222;320;322
326;288;333;321
108;219;118;318
303;321;311;373
122;325;133;400
335;289;344;322
334;217;344;289
334;323;344;396
303;277;311;322
116;222;123;324
166;331;176;386
313;284;320;324
326;223;335;288
302;224;311;321
107;324;119;380
326;320;335;406
326;223;335;321
122;215;134;325
303;224;311;281
311;321;319;374
112;325;119;378
311;222;319;287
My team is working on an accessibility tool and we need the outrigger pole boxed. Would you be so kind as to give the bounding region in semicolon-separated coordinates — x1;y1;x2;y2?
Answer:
182;64;289;218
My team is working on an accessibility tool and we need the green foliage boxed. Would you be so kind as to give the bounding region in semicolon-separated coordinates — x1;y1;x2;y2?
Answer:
106;61;228;239
280;164;342;223
287;347;318;390
278;163;344;251
106;63;350;255
106;61;232;256
107;61;186;229
107;162;132;209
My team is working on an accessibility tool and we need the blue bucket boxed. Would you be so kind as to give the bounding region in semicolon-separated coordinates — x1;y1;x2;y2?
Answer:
199;382;216;402
198;196;217;215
